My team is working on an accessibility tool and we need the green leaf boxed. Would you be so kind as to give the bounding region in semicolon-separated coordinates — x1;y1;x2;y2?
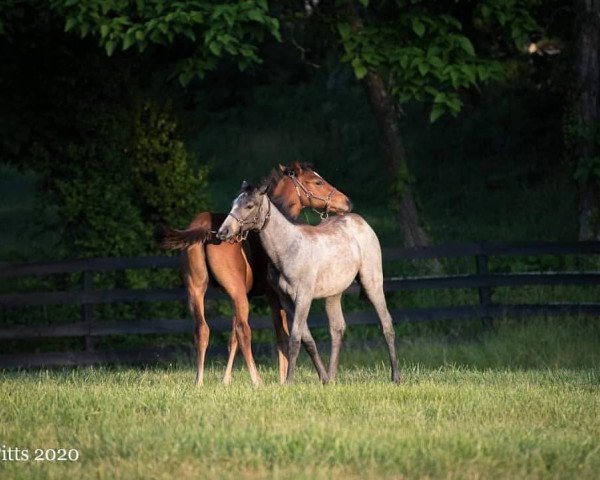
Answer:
178;70;194;86
428;56;444;68
433;92;447;104
450;69;459;88
412;18;425;37
352;58;368;79
478;65;490;82
183;28;196;42
424;86;439;97
430;104;445;122
337;22;351;41
458;37;475;56
123;33;134;50
105;40;116;57
461;65;477;84
399;54;409;69
354;64;368;79
446;96;462;114
65;17;77;33
247;9;264;23
358;0;369;6
208;41;221;56
100;24;110;39
270;19;282;42
481;4;491;19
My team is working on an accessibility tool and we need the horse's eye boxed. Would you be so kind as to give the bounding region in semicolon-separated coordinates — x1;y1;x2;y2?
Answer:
246;204;254;209
315;180;323;186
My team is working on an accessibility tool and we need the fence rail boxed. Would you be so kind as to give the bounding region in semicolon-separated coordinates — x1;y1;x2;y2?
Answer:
1;241;599;368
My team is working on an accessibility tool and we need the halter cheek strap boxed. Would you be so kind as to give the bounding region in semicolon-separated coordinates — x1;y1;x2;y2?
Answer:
288;175;337;219
225;195;271;241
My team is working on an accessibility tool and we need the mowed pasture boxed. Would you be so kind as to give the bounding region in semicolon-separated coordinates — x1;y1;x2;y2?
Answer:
1;319;599;479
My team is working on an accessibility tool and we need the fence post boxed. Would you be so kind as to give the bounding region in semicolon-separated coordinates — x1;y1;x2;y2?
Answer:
475;252;494;331
81;269;94;351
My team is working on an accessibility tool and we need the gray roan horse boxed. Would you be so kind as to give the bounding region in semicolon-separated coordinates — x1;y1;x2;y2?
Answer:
217;181;400;384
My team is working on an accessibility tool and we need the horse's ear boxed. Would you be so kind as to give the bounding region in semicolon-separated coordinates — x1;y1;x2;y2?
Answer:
241;180;252;191
258;183;269;195
292;161;303;175
278;164;294;177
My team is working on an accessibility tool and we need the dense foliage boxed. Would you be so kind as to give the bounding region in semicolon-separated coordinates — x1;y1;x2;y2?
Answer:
336;0;539;120
0;0;596;253
0;5;210;258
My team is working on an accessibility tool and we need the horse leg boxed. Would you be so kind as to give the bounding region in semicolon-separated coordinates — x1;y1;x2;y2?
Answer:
223;316;239;385
191;299;210;385
206;242;260;386
359;272;401;383
183;246;210;386
300;324;329;384
266;285;289;384
286;295;312;384
325;294;346;382
278;292;328;383
231;292;262;386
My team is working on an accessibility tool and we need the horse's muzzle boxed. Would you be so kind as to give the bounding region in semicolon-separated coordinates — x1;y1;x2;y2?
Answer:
346;198;354;213
216;226;231;241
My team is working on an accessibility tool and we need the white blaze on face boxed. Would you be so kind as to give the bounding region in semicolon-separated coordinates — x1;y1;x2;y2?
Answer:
313;171;323;179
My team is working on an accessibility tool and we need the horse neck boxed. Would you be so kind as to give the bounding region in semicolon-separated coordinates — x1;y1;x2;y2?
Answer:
258;196;300;268
270;178;302;218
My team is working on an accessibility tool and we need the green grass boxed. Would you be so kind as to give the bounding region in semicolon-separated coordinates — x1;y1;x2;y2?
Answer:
1;319;599;479
1;367;598;479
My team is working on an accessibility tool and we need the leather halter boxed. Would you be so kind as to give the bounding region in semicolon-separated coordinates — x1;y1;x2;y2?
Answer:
287;173;337;219
225;194;271;241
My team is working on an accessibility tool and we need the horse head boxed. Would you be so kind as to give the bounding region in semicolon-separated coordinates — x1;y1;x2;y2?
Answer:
217;182;269;241
271;162;352;217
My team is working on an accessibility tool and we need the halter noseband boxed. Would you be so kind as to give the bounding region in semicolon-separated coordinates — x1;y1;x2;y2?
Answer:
287;173;337;219
225;195;271;242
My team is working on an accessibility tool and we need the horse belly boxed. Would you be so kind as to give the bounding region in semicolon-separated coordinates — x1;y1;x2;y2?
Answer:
312;247;360;298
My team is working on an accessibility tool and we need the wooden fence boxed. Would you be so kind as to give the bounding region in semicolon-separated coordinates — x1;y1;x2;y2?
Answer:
1;241;599;368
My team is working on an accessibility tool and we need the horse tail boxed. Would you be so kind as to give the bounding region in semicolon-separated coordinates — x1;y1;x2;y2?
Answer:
154;224;211;250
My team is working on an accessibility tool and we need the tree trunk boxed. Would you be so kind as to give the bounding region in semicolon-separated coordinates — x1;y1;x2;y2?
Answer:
361;71;432;247
344;3;432;247
573;0;600;240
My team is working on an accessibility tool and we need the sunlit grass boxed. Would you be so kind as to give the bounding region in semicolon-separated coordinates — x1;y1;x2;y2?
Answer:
2;318;599;479
1;365;598;480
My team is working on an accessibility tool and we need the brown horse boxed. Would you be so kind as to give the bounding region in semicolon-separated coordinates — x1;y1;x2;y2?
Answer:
155;163;352;385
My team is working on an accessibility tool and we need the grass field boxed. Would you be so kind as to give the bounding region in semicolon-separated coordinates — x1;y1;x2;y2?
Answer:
1;319;599;480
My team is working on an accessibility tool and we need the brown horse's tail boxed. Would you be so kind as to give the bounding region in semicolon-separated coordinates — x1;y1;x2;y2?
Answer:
154;225;212;250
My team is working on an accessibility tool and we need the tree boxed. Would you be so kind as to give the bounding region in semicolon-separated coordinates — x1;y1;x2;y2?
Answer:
310;0;540;245
29;0;540;246
0;4;211;257
49;0;281;83
570;0;600;240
